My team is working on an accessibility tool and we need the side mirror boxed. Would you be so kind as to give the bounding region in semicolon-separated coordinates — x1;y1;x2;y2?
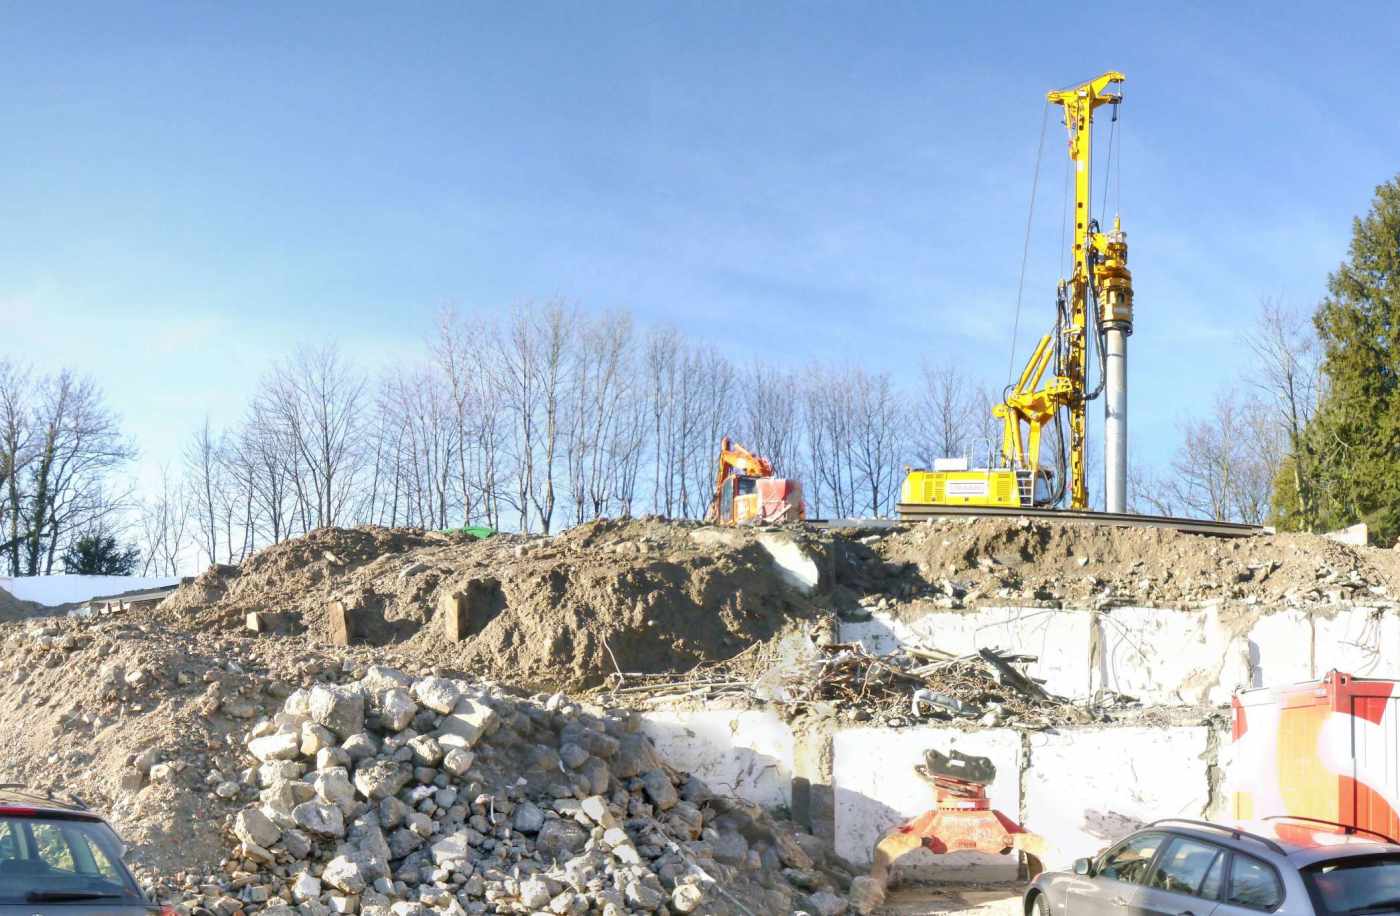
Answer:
1073;858;1093;876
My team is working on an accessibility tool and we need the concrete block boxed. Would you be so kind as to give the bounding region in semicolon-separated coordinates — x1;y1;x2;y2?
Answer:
1095;606;1228;704
832;727;1022;881
641;710;794;809
756;532;822;594
327;601;361;646
1313;606;1400;679
247;611;293;635
1023;727;1210;867
439;578;505;642
1245;609;1313;687
1323;523;1368;546
841;606;1094;699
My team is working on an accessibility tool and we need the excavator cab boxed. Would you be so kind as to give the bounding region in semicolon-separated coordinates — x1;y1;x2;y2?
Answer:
707;438;805;525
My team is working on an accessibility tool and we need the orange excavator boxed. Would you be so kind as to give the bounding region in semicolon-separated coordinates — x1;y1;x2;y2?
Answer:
704;437;805;526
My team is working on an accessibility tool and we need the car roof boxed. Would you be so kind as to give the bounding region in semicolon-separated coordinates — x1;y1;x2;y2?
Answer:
0;785;101;820
1147;819;1400;867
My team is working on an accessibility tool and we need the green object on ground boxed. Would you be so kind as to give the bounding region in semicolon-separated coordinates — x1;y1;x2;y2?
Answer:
443;525;495;539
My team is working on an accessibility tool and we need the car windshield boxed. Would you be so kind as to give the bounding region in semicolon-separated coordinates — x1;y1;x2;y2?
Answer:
0;815;140;904
1304;855;1400;915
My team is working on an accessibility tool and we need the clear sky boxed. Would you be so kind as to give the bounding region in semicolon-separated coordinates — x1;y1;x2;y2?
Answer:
3;1;1398;501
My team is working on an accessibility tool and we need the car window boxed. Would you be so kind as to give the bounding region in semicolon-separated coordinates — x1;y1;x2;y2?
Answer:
1200;849;1226;900
1148;836;1226;898
1228;853;1284;910
1099;832;1167;885
30;823;77;872
1303;854;1400;915
0;823;14;862
0;816;137;903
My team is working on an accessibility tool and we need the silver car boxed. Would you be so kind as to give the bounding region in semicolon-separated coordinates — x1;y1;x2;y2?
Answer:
1025;818;1400;916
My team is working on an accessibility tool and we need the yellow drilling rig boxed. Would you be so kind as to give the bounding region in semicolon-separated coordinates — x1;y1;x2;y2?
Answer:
900;71;1135;514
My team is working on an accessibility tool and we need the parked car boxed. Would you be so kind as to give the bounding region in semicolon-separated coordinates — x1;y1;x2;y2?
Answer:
1026;817;1400;916
0;786;163;916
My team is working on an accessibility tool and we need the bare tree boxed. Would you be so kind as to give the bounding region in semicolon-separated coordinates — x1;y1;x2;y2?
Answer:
22;372;135;574
1166;391;1278;523
848;368;904;516
912;362;976;465
137;463;192;576
645;327;682;517
263;345;367;529
185;417;223;567
1244;299;1323;529
0;360;35;575
802;365;856;519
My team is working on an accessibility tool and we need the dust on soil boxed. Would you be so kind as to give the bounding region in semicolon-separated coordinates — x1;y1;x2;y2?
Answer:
870;517;1400;612
154;519;827;691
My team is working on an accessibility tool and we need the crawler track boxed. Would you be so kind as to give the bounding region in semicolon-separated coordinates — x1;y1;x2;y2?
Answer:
892;503;1264;537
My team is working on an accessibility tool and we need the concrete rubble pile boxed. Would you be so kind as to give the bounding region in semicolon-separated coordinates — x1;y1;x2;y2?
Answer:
200;667;855;916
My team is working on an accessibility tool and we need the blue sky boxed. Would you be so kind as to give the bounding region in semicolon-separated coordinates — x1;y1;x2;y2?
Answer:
3;2;1398;501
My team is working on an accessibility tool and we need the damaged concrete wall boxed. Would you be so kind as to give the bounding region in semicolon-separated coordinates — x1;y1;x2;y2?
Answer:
832;727;1022;881
1022;727;1217;865
640;709;795;809
843;603;1400;706
642;709;1232;880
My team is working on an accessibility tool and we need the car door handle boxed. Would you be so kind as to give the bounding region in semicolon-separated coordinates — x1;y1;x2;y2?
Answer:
1112;898;1128;906
1178;911;1195;916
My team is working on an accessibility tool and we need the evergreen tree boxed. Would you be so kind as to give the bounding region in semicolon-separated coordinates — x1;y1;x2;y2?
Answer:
1301;175;1400;543
61;533;141;575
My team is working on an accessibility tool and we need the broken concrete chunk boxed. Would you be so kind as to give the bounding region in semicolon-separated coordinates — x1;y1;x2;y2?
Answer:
640;769;678;810
411;677;461;715
322;855;366;894
292;800;346;838
380;689;416;732
756;531;822;595
234;807;282;849
353;760;409;801
440;748;473;777
249;732;301;763
429;830;473;867
308;684;365;739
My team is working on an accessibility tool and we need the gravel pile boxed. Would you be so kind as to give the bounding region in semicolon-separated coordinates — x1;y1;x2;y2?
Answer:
177;667;853;916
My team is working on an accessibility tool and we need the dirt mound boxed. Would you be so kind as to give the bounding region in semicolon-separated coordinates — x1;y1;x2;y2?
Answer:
0;613;854;914
152;520;830;691
872;517;1400;610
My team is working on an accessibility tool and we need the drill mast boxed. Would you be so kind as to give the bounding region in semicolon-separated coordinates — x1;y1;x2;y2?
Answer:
1044;71;1133;509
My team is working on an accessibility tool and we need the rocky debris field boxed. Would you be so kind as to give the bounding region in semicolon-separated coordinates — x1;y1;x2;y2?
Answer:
3;515;1398;916
0;618;857;916
212;669;852;916
862;517;1400;613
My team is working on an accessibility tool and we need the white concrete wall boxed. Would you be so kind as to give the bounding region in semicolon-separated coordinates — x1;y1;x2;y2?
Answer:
832;727;1023;881
1313;606;1400;679
844;603;1400;706
1023;727;1211;867
640;709;796;809
1095;606;1228;705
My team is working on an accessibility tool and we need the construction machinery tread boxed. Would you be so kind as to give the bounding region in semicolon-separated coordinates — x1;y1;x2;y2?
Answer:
891;503;1264;537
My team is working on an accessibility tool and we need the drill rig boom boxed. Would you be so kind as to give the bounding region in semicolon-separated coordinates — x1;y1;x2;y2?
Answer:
901;70;1135;512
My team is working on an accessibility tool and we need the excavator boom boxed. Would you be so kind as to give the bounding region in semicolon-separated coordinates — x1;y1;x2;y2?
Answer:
705;437;804;526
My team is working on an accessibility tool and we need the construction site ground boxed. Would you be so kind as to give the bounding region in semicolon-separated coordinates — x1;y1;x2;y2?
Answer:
2;516;1397;916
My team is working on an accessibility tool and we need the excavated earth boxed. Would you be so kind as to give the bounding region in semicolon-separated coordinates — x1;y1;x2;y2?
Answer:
1;516;1396;916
